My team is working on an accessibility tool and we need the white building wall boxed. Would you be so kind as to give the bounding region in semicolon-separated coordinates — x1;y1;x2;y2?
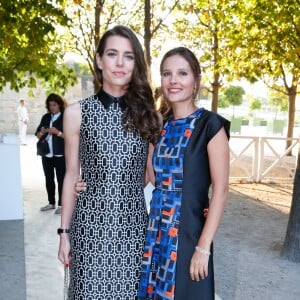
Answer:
0;76;94;135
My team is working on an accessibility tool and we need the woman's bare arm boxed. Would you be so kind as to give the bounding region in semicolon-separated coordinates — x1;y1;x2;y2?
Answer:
58;102;81;266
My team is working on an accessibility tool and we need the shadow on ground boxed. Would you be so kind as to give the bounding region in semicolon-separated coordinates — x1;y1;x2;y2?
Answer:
214;185;300;300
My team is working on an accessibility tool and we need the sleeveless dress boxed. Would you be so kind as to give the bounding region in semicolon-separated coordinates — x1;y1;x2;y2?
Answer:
69;90;148;300
138;108;230;300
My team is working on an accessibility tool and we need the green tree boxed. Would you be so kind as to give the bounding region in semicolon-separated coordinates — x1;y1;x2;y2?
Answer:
64;0;179;90
268;90;288;119
218;94;230;109
174;0;240;112
65;0;144;91
0;0;77;94
71;62;92;76
142;0;180;69
223;85;245;117
228;0;300;262
229;0;300;149
64;0;112;91
249;98;262;114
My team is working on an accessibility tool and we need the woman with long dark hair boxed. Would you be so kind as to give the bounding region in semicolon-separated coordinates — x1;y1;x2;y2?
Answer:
58;25;161;299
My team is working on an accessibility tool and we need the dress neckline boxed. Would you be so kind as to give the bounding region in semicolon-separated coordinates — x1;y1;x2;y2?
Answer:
168;107;204;126
96;89;126;110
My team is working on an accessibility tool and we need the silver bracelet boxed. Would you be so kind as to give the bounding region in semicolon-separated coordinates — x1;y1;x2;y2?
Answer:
195;246;211;256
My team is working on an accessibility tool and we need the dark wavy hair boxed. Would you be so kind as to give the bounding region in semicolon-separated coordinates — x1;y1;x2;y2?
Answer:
45;93;67;113
154;86;172;122
159;47;201;119
93;25;161;144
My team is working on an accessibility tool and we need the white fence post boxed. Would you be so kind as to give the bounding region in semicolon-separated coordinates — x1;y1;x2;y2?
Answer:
229;136;299;182
252;137;259;182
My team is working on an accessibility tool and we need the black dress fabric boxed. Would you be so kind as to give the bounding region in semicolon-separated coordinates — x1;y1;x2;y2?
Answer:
175;109;230;299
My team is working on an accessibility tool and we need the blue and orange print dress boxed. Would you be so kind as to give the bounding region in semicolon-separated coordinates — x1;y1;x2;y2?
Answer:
139;108;230;300
138;108;204;299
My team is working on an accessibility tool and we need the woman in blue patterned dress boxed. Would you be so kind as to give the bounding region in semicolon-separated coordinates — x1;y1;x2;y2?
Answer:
138;47;230;300
58;26;161;299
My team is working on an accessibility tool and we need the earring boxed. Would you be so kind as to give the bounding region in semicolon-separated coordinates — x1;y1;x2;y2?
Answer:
193;85;197;97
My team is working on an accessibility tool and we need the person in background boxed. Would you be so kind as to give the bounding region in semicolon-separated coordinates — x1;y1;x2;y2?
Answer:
35;93;67;214
58;25;161;299
138;47;230;300
17;99;29;145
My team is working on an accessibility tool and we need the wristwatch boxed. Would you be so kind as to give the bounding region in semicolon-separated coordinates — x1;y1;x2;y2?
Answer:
57;228;70;235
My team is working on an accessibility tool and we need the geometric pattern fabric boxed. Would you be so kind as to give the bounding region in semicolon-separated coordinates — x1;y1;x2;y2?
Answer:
138;108;203;299
69;94;148;299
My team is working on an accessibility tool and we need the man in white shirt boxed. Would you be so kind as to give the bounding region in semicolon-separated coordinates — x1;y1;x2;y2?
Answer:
17;99;29;145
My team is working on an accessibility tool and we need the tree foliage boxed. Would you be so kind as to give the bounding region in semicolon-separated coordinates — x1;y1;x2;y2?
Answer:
142;0;180;68
249;98;262;112
64;0;145;91
63;0;179;90
218;94;230;109
173;0;241;112
229;0;300;146
268;90;288;116
223;85;245;106
0;0;77;94
222;85;245;117
227;0;300;261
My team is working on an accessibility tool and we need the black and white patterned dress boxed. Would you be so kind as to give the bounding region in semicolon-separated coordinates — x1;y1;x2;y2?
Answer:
68;90;148;299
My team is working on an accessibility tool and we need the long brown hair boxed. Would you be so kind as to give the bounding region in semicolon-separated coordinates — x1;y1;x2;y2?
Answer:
94;25;161;144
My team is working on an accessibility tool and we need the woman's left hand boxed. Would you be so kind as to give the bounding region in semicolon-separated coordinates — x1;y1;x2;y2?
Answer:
48;127;60;135
189;250;209;281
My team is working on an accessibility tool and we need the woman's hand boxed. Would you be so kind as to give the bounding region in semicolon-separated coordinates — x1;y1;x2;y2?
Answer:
48;126;60;136
75;177;87;196
37;127;48;138
189;249;210;281
40;126;48;134
58;234;71;267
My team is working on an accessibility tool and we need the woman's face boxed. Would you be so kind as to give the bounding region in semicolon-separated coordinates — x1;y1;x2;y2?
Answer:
96;35;135;95
48;101;60;114
161;54;196;105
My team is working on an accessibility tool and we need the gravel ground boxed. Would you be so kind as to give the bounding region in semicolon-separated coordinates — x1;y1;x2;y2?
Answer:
214;182;300;300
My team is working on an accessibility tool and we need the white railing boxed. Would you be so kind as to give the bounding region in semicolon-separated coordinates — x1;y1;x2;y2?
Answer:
229;136;299;182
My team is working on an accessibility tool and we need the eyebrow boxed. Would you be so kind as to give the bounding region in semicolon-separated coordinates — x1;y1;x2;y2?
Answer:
162;68;189;72
104;48;134;55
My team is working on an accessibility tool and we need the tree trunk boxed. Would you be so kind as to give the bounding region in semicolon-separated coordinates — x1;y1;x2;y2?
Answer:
93;0;104;92
211;30;220;112
211;73;220;112
95;0;101;49
281;143;300;262
144;0;151;69
286;86;297;151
